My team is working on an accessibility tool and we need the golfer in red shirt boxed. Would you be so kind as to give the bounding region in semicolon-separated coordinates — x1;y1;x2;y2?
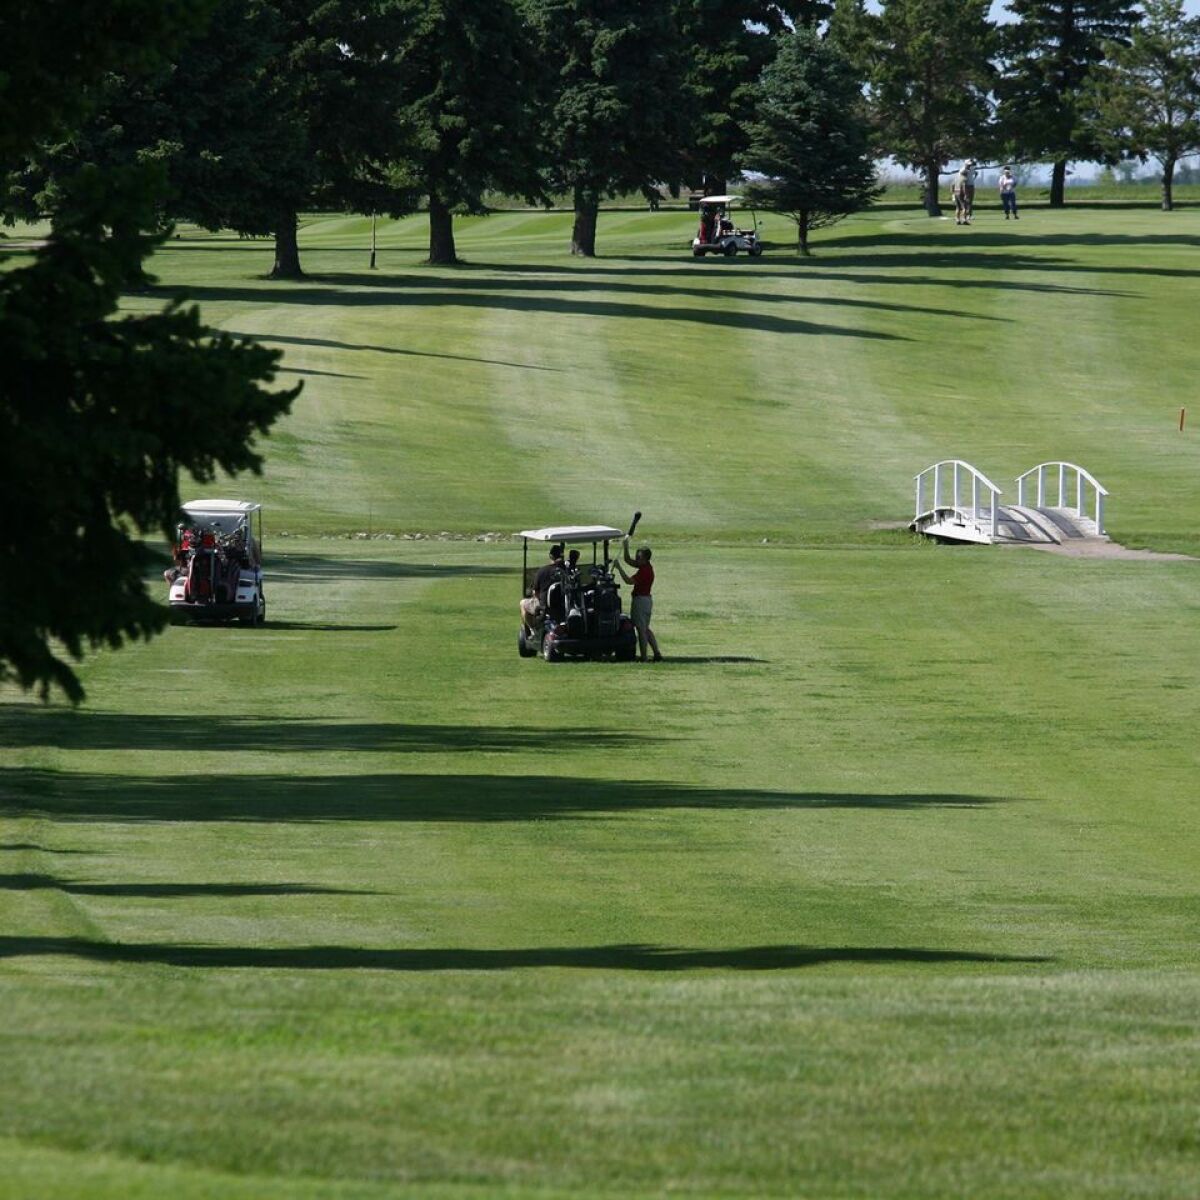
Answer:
614;538;662;662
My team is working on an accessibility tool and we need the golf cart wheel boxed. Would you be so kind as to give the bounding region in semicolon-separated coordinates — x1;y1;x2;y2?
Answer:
518;628;535;658
749;245;763;257
693;248;705;257
246;591;265;626
542;636;561;663
723;242;737;257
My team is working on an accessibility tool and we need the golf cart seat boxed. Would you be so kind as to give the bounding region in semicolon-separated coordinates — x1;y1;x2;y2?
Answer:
545;581;567;622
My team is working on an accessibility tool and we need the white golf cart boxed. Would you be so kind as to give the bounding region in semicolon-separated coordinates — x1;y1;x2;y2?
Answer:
692;195;764;258
517;525;639;662
167;499;266;625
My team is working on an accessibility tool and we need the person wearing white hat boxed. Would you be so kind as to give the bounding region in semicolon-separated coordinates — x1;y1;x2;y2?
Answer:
999;166;1019;219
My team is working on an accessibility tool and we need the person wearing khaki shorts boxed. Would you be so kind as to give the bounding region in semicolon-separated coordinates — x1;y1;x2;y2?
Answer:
614;538;662;662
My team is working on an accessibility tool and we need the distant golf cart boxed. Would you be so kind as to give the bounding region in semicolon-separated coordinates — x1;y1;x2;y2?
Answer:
692;195;763;258
167;499;266;625
517;525;639;662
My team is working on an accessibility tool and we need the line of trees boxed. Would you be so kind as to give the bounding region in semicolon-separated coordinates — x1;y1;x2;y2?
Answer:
8;0;1198;278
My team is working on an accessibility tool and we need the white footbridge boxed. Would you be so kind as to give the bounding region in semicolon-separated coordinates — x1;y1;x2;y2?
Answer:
910;460;1109;546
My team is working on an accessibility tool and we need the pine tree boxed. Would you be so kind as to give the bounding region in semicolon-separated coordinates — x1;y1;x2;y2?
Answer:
163;0;397;278
1085;0;1200;211
0;2;296;701
9;1;397;279
741;26;880;254
998;0;1139;206
526;0;686;257
383;0;543;265
870;0;996;217
673;1;828;194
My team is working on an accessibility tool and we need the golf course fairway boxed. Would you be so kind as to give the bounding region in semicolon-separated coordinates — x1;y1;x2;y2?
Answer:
1;206;1198;1198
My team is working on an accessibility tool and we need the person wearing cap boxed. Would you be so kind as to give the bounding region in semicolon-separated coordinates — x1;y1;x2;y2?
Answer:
613;539;662;662
999;166;1019;220
953;159;978;225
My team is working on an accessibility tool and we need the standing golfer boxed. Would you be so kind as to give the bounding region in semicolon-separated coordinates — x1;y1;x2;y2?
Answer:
953;159;978;225
999;166;1019;219
614;538;662;662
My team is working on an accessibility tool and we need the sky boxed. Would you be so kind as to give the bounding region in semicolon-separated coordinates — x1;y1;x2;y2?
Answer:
986;0;1200;16
865;0;1200;16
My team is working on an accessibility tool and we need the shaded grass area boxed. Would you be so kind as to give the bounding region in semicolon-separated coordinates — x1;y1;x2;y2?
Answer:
0;936;1045;971
0;767;1004;822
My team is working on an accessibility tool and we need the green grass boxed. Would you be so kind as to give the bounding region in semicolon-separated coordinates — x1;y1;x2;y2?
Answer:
2;206;1199;1198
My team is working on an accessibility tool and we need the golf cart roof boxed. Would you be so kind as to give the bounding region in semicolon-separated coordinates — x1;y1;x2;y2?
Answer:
518;525;624;544
182;499;261;517
700;195;739;204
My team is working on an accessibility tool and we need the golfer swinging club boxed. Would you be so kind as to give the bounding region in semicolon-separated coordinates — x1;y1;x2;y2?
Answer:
953;159;978;225
613;537;662;662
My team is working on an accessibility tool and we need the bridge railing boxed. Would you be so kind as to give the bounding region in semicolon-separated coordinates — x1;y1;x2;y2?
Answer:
914;459;1004;538
1015;462;1107;534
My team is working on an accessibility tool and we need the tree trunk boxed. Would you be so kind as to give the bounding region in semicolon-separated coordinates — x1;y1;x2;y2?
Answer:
798;211;811;256
703;172;725;196
427;191;457;265
1161;156;1176;211
270;210;303;279
571;186;599;256
1049;159;1068;208
924;161;942;216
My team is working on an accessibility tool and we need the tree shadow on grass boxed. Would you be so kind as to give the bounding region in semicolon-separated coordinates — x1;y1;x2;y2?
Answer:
0;843;94;854
227;329;564;373
0;936;1050;971
277;366;367;379
165;285;906;342
0;708;657;754
808;251;1191;282
261;621;399;632
300;272;1006;324
0;768;1008;823
410;252;1148;294
269;555;506;582
803;270;1136;296
818;229;1200;253
0;874;371;898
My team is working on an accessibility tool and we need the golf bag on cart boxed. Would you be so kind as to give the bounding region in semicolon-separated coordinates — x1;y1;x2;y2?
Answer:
584;567;622;638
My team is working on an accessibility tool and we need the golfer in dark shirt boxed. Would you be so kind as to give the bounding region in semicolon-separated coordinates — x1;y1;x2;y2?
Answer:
521;544;563;632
